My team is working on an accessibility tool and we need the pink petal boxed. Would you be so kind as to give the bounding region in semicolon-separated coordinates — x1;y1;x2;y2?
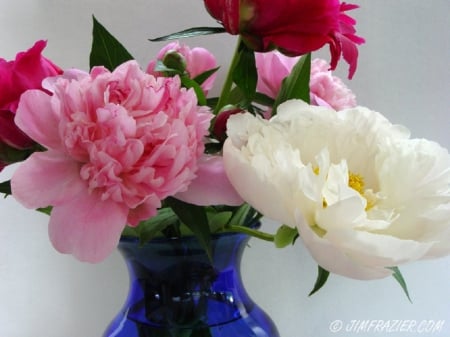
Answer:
49;191;128;263
15;90;62;150
175;155;244;206
11;151;84;209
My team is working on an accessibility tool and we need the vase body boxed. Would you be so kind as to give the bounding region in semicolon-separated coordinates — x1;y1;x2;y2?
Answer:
103;227;280;337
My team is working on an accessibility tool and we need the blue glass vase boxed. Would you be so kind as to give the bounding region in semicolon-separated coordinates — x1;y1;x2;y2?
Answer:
103;225;280;337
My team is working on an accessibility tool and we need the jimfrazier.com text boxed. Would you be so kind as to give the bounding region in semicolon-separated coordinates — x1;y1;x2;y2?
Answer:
329;319;446;334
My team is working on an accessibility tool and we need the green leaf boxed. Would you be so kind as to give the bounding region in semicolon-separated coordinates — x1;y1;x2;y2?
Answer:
153;60;184;76
132;207;179;244
207;210;233;233
149;27;226;42
0;180;11;196
254;92;275;107
37;206;52;215
388;266;412;302
0;143;35;164
165;197;212;260
180;76;207;106
309;265;330;296
89;16;134;70
273;53;311;114
193;66;220;86
232;42;257;103
274;225;298;248
228;203;252;226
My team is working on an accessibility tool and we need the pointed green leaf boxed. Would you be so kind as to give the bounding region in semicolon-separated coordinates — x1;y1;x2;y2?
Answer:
153;60;184;76
232;42;257;103
37;206;52;215
273;53;311;114
309;265;330;296
0;180;11;196
166;197;212;260
0;142;35;164
149;27;226;42
229;203;252;226
89;16;134;70
207;211;233;233
135;207;179;244
254;92;275;107
388;266;412;302
180;76;207;106
193;66;220;86
274;225;298;248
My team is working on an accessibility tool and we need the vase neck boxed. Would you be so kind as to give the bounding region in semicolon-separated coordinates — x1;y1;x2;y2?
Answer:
118;232;253;329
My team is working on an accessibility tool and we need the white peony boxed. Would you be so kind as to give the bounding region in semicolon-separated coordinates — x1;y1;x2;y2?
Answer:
223;100;450;280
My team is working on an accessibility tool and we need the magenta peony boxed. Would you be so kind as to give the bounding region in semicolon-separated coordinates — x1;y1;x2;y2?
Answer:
256;51;356;110
0;40;62;166
147;41;217;93
11;60;212;262
203;0;365;78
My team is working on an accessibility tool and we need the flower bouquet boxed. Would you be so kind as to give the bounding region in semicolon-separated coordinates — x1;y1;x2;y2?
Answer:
1;0;449;336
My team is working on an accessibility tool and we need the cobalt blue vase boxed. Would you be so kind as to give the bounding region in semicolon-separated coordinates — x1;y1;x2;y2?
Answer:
103;225;279;337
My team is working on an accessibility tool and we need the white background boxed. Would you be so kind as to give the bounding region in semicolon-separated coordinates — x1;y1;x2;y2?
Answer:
0;1;449;336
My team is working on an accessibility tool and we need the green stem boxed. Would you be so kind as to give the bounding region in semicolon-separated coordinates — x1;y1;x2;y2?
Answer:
226;224;275;242
214;37;242;114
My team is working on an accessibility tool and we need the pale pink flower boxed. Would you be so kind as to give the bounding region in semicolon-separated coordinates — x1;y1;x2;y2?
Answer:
255;51;300;99
310;58;356;110
255;51;356;111
147;41;217;94
12;60;212;262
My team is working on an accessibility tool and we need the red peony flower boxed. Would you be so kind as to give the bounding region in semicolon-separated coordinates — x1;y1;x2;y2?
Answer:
203;0;365;78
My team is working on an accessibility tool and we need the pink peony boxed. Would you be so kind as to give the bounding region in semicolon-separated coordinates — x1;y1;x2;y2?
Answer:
255;51;356;110
175;155;244;206
147;41;217;94
12;60;212;262
309;58;356;110
203;0;364;78
255;51;301;99
0;40;62;167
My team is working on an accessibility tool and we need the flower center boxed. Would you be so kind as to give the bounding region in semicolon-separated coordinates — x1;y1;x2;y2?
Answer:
348;171;376;210
348;172;364;194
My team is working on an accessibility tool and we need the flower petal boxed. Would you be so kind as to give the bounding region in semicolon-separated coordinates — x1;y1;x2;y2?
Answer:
11;151;84;209
49;192;128;263
295;211;393;280
223;138;294;225
15;90;62;150
175;155;243;206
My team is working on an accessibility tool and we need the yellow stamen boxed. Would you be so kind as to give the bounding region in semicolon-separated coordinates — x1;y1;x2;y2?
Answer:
348;172;375;211
349;172;364;194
